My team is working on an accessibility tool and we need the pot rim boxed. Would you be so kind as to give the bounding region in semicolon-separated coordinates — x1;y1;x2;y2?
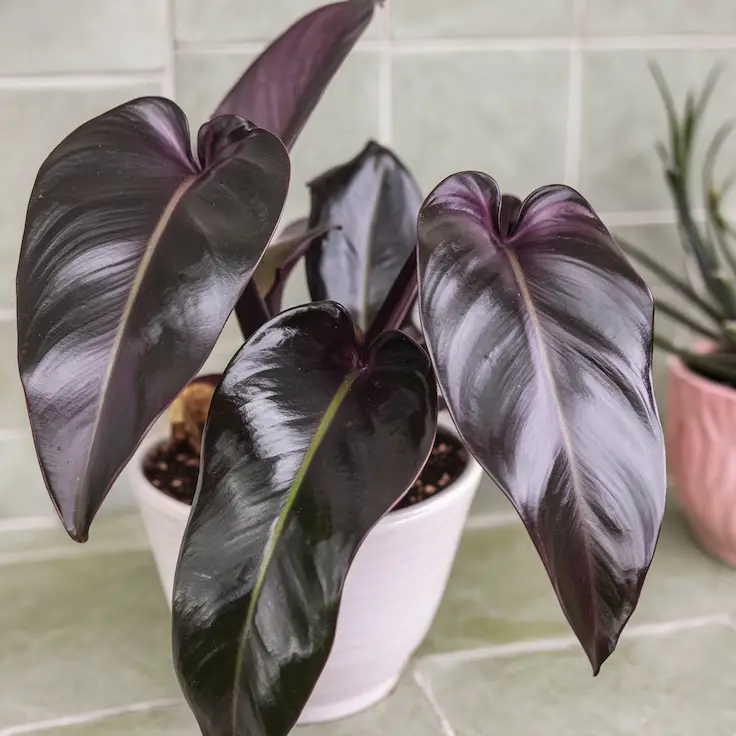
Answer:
667;351;736;401
130;416;484;527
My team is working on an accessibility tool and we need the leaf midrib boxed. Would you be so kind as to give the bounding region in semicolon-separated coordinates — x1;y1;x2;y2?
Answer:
230;371;359;731
76;175;197;534
505;250;598;642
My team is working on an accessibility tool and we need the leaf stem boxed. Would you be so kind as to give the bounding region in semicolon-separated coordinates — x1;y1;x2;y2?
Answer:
365;247;418;343
235;281;271;341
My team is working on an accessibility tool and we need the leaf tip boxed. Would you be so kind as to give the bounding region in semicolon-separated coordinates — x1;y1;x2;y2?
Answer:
66;523;89;544
584;632;618;677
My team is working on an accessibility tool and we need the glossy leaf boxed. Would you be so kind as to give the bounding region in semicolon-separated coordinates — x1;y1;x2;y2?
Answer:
417;172;666;673
173;301;437;736
306;141;422;330
252;218;334;314
16;97;290;541
213;0;379;150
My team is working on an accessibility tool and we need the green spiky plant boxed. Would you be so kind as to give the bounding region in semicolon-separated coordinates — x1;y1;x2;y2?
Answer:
620;63;736;388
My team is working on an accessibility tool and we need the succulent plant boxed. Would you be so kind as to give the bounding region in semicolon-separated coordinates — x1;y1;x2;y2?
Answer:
620;63;736;388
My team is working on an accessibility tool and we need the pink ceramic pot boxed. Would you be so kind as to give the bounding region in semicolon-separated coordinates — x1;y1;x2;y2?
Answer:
667;354;736;566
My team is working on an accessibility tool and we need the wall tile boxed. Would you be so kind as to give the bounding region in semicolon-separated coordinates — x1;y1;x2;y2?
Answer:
422;500;736;655
580;49;736;214
0;513;147;560
0;552;178;729
33;674;445;736
417;625;736;736
40;705;199;736
0;429;135;519
392;51;569;200
174;0;384;43
0;434;53;519
176;51;381;221
0;0;167;75
0;320;27;428
585;0;736;35
299;675;448;736
392;0;575;38
0;83;162;310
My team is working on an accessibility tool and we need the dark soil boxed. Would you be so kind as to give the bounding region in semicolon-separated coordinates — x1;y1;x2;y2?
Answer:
393;429;468;511
143;438;200;504
144;428;468;511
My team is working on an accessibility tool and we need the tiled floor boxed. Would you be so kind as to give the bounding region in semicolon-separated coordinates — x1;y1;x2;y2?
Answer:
1;479;735;735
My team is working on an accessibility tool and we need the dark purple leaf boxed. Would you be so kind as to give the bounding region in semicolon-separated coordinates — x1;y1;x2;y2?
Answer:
417;172;666;673
173;301;437;736
306;141;422;330
253;218;335;315
16;97;289;541
213;0;379;150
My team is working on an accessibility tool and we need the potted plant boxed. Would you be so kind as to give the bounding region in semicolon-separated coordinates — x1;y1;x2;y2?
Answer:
130;135;484;726
620;64;736;566
17;1;666;734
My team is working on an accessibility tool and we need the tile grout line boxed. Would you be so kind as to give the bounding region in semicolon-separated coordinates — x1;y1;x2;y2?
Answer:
463;510;519;530
0;516;60;533
162;0;177;99
0;699;181;736
377;0;393;145
412;668;459;736
175;34;736;56
0;429;25;441
564;0;585;188
416;613;733;669
0;72;167;89
603;209;687;226
0;541;152;568
0;504;514;538
587;34;736;50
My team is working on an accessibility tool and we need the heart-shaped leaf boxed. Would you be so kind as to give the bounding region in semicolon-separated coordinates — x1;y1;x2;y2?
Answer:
17;97;289;541
173;301;437;736
252;218;334;314
417;172;666;673
306;141;422;330
213;0;379;150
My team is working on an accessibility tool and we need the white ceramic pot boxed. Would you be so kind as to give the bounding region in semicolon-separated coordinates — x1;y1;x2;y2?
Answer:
128;417;483;724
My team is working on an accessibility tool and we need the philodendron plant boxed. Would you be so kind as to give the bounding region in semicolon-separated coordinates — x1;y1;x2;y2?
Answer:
17;0;666;734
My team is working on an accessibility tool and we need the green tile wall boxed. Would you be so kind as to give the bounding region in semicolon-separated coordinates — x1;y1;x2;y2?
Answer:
580;49;736;213
391;0;575;38
416;624;736;736
0;0;733;525
392;50;570;196
0;1;168;74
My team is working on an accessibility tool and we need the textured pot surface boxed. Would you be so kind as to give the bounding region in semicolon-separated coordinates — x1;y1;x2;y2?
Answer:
667;354;736;566
128;416;483;724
